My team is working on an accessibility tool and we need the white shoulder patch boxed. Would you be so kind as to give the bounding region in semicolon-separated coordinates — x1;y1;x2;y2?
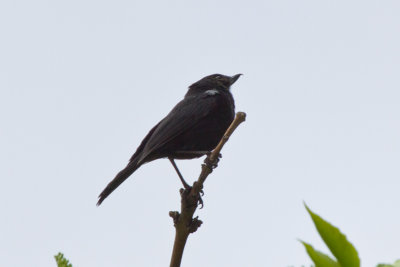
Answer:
205;89;219;96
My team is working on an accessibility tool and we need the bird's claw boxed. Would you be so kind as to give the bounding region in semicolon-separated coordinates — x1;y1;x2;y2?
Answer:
197;188;205;208
199;189;204;196
198;195;204;209
180;186;205;209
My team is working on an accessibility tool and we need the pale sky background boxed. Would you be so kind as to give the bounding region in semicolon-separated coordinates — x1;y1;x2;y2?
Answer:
0;0;399;266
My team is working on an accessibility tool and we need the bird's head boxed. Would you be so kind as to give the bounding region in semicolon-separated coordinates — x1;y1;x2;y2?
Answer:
189;73;242;92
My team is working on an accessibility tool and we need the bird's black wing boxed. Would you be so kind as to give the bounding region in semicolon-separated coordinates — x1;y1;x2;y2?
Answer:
97;93;218;205
138;93;218;163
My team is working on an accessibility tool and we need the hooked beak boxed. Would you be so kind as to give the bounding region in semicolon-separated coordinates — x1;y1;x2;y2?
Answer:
230;74;243;85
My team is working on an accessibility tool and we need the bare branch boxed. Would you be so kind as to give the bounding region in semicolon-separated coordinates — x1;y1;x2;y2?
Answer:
169;112;246;267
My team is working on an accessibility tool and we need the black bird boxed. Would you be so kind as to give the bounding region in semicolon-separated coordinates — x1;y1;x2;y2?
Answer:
97;73;241;205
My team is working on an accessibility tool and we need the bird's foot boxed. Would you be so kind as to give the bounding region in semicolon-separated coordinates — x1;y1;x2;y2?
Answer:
180;186;205;209
181;180;191;190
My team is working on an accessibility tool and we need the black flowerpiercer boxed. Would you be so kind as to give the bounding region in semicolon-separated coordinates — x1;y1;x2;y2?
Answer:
97;73;241;205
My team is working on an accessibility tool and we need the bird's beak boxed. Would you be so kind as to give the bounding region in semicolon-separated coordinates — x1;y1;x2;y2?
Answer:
230;74;242;85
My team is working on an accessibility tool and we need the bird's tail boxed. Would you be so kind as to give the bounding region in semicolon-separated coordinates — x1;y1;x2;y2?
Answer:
97;158;141;206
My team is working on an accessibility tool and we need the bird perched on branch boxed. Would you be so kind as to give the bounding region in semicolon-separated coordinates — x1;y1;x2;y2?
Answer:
97;73;241;205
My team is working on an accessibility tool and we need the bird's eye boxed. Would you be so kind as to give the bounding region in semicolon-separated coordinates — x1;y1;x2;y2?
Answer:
215;75;222;80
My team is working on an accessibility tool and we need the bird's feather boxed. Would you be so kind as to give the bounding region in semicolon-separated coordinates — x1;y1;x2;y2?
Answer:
138;93;219;164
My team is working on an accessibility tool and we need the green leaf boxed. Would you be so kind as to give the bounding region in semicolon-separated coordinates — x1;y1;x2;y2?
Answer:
305;204;360;267
300;240;341;267
377;259;400;267
54;252;73;267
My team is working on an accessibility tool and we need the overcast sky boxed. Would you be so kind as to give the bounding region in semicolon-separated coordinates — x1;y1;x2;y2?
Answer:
1;0;399;266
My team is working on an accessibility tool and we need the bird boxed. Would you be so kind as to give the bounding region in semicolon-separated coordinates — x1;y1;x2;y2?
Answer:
97;73;241;205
